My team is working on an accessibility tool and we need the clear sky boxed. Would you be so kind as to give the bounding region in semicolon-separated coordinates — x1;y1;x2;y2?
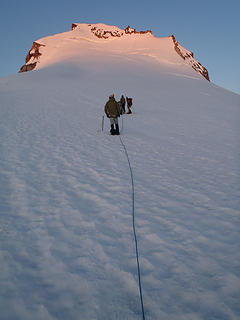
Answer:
0;0;239;94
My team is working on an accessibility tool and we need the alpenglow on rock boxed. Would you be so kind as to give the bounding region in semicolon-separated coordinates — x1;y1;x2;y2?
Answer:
19;23;209;81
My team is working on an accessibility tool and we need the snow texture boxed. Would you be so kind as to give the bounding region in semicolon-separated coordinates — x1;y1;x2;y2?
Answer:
0;23;240;320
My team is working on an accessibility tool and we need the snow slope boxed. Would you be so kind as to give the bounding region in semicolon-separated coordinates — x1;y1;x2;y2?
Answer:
1;23;240;320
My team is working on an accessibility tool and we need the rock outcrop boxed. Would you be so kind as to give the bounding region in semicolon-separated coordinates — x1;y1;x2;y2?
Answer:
90;26;124;39
124;26;152;35
19;42;45;73
72;23;153;39
170;35;209;81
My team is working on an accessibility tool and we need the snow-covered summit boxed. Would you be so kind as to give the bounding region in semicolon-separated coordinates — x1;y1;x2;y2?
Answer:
19;23;209;80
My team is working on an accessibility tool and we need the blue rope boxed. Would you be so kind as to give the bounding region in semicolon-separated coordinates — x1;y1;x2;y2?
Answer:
119;134;146;320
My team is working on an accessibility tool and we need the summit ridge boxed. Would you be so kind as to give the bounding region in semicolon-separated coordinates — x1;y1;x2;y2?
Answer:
19;23;209;80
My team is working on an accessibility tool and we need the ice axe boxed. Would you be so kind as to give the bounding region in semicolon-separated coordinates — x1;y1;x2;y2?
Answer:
101;115;104;131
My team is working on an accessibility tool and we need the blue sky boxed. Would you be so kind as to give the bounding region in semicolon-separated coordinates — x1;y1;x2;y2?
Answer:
0;0;239;94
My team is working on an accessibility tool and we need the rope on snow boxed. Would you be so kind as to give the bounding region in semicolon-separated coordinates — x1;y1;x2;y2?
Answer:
119;120;146;320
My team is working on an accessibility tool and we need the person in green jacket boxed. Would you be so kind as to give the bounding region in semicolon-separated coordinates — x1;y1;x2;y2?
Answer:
104;94;121;135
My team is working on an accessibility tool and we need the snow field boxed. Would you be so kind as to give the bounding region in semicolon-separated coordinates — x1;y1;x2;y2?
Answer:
0;54;240;319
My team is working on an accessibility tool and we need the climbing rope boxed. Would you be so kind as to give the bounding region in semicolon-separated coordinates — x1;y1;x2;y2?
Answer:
119;121;146;320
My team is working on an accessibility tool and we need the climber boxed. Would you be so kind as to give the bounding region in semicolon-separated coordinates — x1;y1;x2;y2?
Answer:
104;94;121;135
126;97;133;114
120;95;126;114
